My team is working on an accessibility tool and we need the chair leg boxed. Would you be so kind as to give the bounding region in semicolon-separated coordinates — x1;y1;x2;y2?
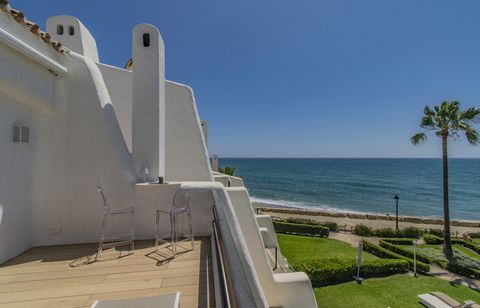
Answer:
155;211;160;251
188;209;194;249
97;214;108;260
170;213;176;257
130;211;135;253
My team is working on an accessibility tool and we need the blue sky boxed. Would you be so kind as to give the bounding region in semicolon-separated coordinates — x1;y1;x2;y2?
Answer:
18;1;480;158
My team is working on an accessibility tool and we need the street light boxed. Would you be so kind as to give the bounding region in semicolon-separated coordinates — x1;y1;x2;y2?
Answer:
394;195;400;230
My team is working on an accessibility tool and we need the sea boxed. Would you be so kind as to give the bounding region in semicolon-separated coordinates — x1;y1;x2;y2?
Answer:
220;158;480;220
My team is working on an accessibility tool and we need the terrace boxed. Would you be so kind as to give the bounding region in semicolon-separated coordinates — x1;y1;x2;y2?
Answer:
0;239;214;308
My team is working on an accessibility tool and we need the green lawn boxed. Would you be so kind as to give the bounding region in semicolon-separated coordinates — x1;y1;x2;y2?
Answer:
315;274;480;308
473;238;480;245
277;233;377;265
277;234;480;307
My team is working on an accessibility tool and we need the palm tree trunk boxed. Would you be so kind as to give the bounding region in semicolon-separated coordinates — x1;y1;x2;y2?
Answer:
442;134;453;257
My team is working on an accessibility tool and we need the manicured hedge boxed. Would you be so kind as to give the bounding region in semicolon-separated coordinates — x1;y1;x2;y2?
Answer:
452;239;480;254
279;218;338;232
295;257;408;286
382;238;417;245
447;261;480;279
353;224;424;239
428;229;444;238
424;234;443;245
273;221;329;238
353;224;375;237
363;241;430;273
379;240;431;264
403;226;425;239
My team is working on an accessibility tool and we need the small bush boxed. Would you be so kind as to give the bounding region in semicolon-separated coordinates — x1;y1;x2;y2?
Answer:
374;228;400;238
295;257;408;286
382;238;417;245
424;234;443;245
428;229;444;238
403;226;424;239
320;222;338;232
273;221;329;238
363;241;430;273
379;240;431;264
353;224;374;237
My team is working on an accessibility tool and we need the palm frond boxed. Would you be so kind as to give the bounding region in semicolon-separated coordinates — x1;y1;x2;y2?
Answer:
411;133;427;145
460;107;480;122
464;126;480;145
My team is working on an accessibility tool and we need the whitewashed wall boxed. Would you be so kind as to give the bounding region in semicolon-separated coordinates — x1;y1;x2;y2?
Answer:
165;81;213;182
0;15;216;263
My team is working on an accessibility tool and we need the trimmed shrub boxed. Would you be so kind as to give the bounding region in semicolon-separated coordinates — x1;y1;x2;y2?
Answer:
353;224;374;237
452;239;480;254
363;241;430;273
273;221;329;238
403;226;425;239
428;229;444;238
424;234;443;245
382;238;417;245
295;257;408;286
319;222;338;232
374;228;400;238
379;240;431;264
353;225;424;238
446;260;480;279
280;218;338;232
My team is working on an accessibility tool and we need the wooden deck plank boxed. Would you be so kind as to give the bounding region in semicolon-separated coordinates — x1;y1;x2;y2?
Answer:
0;238;214;307
0;296;89;308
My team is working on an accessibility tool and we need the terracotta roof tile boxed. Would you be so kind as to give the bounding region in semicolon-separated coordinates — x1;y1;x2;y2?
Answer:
1;1;66;53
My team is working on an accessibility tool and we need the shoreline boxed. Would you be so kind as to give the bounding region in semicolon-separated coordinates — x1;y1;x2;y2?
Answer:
253;201;480;234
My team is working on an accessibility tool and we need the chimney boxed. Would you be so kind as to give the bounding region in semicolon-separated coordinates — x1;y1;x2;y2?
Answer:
132;24;165;182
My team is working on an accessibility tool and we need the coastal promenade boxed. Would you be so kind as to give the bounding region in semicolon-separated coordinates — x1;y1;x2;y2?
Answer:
256;203;480;236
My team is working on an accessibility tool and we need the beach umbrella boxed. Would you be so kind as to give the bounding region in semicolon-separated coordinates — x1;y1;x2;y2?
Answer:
354;239;364;283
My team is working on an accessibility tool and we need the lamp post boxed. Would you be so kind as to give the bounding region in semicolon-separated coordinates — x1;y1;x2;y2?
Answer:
394;195;400;230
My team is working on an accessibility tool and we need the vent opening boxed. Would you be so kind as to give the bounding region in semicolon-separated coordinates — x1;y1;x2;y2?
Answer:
143;33;150;47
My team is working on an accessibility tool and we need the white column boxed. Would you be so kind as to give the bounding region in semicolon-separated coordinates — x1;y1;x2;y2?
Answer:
132;24;165;181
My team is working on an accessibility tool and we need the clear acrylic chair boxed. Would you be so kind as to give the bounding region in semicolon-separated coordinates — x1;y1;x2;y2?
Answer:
96;186;135;259
155;188;194;257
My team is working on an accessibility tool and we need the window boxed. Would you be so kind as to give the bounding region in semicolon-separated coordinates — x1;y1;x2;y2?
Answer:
68;26;74;36
12;126;21;143
143;33;150;47
21;126;29;143
12;125;29;143
57;25;63;35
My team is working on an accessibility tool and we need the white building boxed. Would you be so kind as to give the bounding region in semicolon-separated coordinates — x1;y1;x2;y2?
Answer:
0;1;316;307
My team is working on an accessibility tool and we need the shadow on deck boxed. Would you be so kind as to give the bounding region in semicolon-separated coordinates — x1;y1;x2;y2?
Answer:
0;238;214;308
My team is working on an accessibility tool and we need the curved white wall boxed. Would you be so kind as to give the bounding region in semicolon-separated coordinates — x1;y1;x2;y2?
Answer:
165;81;213;182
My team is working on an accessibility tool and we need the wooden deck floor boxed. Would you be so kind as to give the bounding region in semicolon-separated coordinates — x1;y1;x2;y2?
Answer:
0;238;215;308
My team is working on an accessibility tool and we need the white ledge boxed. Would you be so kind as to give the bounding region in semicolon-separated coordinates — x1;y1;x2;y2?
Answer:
0;26;68;76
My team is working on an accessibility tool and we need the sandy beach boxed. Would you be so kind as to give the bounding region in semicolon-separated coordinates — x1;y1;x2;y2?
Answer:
253;202;480;236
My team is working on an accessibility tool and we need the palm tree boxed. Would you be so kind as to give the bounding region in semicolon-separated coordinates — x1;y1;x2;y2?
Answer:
411;101;480;257
218;165;237;176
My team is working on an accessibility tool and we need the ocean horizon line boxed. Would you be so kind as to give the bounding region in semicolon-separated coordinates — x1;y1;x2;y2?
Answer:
220;157;480;159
